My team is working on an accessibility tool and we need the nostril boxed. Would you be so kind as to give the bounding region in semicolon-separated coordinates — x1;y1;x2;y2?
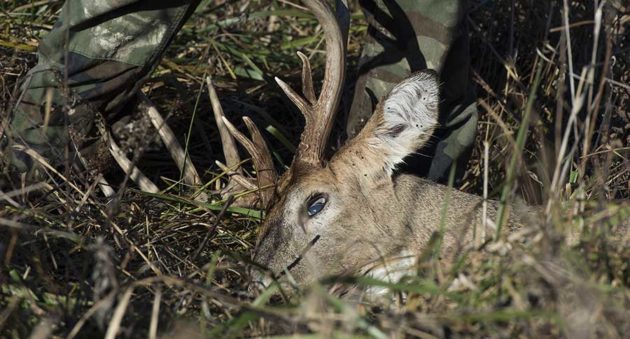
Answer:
248;269;274;296
247;279;264;296
248;274;265;295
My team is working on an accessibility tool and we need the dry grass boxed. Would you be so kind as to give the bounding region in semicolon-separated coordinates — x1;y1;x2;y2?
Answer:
1;0;629;338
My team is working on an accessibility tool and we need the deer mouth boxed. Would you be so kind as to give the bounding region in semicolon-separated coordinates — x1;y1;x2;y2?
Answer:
249;234;321;293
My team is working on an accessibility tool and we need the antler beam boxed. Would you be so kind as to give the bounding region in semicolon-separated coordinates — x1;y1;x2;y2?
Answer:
275;0;346;168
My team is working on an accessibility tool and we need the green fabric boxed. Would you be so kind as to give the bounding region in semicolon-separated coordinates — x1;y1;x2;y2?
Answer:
2;0;199;177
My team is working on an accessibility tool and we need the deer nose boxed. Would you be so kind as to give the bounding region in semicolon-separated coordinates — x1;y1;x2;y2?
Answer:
247;268;274;296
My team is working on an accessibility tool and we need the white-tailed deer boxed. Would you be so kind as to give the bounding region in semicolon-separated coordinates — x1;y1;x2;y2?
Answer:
229;0;539;291
113;0;540;293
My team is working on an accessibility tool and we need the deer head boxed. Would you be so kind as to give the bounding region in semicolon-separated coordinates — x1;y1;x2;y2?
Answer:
204;0;445;291
251;68;439;287
221;0;440;289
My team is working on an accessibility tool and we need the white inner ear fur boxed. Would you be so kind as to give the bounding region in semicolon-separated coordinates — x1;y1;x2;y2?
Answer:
330;71;440;180
373;71;440;173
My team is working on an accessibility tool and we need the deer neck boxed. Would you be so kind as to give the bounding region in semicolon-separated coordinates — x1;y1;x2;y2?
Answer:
389;174;493;254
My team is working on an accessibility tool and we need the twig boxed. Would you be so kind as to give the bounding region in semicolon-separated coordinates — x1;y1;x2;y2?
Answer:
105;130;159;194
149;289;162;339
193;195;235;261
481;141;489;246
139;92;207;201
104;287;134;339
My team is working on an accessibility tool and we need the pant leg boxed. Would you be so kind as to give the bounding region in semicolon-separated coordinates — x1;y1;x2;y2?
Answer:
348;0;478;183
2;0;200;178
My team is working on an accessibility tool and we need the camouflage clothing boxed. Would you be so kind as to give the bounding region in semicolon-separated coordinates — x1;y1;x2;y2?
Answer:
2;0;476;184
2;0;199;177
347;0;477;183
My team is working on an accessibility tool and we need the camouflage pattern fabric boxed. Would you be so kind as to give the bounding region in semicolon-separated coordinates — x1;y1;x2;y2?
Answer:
2;0;200;179
347;0;478;183
2;0;476;184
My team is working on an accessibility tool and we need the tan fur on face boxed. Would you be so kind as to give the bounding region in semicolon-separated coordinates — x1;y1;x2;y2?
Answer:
251;70;540;293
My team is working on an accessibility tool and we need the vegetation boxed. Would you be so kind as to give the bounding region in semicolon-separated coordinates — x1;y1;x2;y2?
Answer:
1;0;628;337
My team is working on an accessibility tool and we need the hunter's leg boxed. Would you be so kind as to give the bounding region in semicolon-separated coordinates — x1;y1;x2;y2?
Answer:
2;0;200;180
349;0;478;183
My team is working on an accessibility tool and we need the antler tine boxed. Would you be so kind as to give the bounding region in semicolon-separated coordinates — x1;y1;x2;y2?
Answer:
215;160;257;191
274;77;312;121
242;117;278;207
297;51;316;104
221;116;277;207
242;117;277;179
206;76;242;172
275;0;346;167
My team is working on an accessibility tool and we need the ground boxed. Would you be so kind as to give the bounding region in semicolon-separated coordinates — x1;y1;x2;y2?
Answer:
1;0;629;338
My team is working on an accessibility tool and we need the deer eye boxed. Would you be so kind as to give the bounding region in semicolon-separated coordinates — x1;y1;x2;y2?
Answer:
306;195;327;217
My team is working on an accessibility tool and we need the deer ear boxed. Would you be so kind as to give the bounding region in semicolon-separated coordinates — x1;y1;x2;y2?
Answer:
333;70;440;176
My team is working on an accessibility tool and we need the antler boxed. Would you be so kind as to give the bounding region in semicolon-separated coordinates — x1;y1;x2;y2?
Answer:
207;76;278;209
274;0;346;168
107;79;277;208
